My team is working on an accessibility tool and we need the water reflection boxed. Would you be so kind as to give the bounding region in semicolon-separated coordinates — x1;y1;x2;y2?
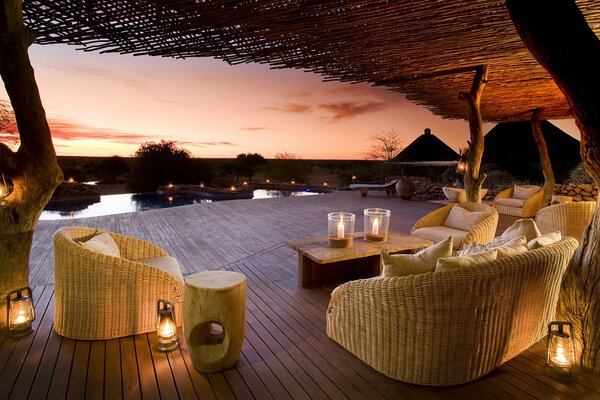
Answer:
41;189;322;220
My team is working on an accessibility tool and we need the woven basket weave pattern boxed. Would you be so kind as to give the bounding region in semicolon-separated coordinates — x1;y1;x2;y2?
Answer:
326;237;578;386
535;201;597;242
54;226;184;340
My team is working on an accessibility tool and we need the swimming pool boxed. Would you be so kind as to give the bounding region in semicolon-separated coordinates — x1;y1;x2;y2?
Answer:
40;189;323;220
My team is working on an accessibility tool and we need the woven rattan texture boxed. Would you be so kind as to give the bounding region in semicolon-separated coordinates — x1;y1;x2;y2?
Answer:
53;226;184;340
326;237;578;385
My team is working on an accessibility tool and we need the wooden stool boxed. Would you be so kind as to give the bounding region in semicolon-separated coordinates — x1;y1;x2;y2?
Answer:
184;271;246;373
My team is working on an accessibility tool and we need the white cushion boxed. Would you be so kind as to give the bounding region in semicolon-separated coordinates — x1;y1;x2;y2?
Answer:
501;218;541;242
135;256;184;284
79;232;120;258
513;185;541;200
442;187;466;203
528;231;562;250
382;237;453;277
496;197;526;208
412;226;468;250
443;206;488;231
435;250;498;272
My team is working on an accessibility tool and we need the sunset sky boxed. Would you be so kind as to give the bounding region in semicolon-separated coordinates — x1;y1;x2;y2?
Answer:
1;43;580;159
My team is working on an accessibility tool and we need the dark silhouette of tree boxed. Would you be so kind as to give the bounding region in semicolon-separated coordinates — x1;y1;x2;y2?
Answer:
127;140;191;192
236;153;265;181
363;129;405;161
98;155;130;183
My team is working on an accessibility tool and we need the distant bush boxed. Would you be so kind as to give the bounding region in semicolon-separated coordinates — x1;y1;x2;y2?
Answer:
97;155;130;183
126;140;211;192
264;153;311;183
569;163;594;184
479;164;518;192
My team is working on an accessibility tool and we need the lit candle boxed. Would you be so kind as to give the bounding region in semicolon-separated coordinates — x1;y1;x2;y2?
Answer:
552;344;571;367
14;313;27;324
337;218;345;239
158;318;175;338
372;218;380;235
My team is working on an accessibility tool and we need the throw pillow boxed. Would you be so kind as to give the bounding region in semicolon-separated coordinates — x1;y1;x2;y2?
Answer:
435;250;498;272
500;218;541;242
442;187;466;203
79;232;121;258
494;235;528;258
136;256;184;283
444;205;487;231
513;185;541;200
382;236;453;277
528;231;562;250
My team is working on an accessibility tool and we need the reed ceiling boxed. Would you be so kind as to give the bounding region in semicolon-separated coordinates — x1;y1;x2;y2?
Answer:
22;0;600;122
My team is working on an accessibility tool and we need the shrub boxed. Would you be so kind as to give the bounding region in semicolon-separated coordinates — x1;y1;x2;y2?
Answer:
569;163;594;184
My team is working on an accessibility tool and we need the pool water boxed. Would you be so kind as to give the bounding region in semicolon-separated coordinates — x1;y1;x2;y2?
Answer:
40;189;322;220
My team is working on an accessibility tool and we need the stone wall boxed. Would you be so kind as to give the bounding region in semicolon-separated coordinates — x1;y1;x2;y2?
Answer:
553;183;598;202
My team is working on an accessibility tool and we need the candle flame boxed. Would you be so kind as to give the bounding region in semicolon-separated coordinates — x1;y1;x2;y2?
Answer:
552;343;571;368
158;318;175;338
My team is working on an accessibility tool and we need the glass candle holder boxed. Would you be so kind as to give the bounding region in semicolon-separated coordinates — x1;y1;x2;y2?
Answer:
364;208;391;242
328;212;355;248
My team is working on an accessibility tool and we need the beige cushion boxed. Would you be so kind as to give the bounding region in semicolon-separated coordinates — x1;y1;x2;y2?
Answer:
528;231;562;250
135;256;184;284
382;237;453;277
501;218;541;242
513;185;541;200
435;250;498;272
412;226;468;250
79;232;121;258
494;236;529;258
458;235;528;258
442;187;466;203
495;197;526;208
444;206;488;231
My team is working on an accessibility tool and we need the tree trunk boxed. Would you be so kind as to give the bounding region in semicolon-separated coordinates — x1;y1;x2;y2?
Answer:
507;0;600;373
531;109;555;207
0;0;63;329
459;65;488;203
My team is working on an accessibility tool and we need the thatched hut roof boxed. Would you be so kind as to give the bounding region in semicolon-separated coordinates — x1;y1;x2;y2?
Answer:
22;1;600;123
393;129;459;163
482;121;581;182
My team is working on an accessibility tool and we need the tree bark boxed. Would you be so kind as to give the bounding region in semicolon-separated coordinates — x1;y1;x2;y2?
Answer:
531;109;555;207
459;65;488;203
507;0;600;373
0;0;63;329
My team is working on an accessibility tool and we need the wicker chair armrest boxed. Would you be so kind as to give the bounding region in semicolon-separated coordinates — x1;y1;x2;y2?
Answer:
412;205;452;232
463;208;499;245
494;187;513;200
522;189;545;217
110;232;169;260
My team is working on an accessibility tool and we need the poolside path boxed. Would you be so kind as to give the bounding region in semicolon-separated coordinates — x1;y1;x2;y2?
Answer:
2;191;599;399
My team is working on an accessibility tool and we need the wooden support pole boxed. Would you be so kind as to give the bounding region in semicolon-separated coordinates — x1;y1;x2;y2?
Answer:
459;65;488;203
531;108;555;207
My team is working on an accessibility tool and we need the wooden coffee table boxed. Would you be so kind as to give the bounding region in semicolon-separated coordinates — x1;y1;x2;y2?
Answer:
286;230;432;287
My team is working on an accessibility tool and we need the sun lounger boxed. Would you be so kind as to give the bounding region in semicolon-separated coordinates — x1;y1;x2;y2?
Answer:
349;180;398;196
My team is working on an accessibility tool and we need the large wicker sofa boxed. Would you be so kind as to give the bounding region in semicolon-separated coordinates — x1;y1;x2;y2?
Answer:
54;226;184;340
326;237;578;386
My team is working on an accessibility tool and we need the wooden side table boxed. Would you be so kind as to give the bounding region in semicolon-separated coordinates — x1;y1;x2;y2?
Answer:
184;271;246;373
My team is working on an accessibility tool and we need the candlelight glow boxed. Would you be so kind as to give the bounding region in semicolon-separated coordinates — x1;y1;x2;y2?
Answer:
337;218;345;239
158;318;175;338
372;218;380;235
552;344;571;368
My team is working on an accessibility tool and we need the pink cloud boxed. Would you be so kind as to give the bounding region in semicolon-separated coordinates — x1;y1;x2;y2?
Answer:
240;127;268;132
47;118;152;144
263;103;312;114
319;101;389;122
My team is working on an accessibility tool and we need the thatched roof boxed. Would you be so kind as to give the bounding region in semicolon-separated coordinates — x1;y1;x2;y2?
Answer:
393;129;459;163
22;1;600;122
482;120;581;182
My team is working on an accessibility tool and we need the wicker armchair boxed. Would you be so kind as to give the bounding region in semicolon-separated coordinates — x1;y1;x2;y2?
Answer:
535;201;597;242
494;185;544;217
54;226;184;340
411;203;498;249
327;238;578;386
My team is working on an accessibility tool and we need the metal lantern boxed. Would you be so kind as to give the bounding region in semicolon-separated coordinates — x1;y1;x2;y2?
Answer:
156;299;178;351
546;321;575;379
6;287;35;337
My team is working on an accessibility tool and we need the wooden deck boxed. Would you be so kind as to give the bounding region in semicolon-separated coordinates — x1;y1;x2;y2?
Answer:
2;191;599;399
